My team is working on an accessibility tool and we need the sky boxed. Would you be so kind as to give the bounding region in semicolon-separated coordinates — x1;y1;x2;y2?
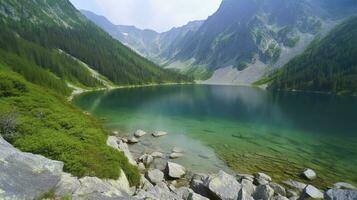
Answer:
69;0;222;32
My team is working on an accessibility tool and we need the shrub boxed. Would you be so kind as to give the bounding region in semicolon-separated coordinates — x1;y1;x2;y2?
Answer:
0;110;18;141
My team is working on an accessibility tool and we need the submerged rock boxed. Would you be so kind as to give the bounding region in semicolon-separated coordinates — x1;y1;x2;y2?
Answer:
166;162;186;179
170;152;184;159
269;182;286;196
302;168;316;180
152;131;168;137
151;151;164;158
134;129;147;138
172;147;184;153
128;137;139;144
333;182;357;190
301;185;324;199
146;169;164;185
325;188;357;200
282;179;307;191
0;137;63;200
205;170;241;200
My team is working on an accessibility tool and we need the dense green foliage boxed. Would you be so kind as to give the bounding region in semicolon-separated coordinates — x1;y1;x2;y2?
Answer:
0;69;140;186
267;16;357;95
0;0;190;86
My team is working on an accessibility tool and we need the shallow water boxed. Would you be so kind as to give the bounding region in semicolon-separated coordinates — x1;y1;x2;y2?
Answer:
73;85;357;187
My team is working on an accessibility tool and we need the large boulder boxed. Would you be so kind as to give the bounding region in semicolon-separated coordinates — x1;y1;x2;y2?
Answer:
190;174;210;198
253;184;275;200
166;162;186;179
55;172;81;196
300;185;323;199
0;137;63;200
146;169;164;185
204;170;241;200
325;189;357;200
175;187;209;200
240;179;256;197
134;182;181;200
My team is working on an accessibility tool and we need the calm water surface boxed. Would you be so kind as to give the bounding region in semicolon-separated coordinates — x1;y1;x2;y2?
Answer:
73;85;357;187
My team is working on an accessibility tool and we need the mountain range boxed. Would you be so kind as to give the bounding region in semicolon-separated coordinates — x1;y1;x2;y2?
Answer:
82;0;357;85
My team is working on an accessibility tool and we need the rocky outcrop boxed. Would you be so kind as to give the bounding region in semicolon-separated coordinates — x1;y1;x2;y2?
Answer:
0;137;63;200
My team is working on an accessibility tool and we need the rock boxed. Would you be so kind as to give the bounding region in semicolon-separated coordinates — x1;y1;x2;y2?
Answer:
0;137;63;200
325;188;357;200
166;162;186;179
146;169;164;185
175;187;210;200
301;185;323;199
238;188;254;200
112;131;119;135
237;173;255;182
333;182;357;190
254;172;272;185
139;154;154;166
139;175;154;191
190;174;210;198
241;179;256;197
121;137;128;143
135;182;181;200
253;184;275;200
188;192;210;200
151;151;164;158
118;140;137;166
205;170;241;200
286;189;298;198
55;172;80;196
128;137;139;144
138;162;146;172
282;179;307;191
269;182;286;196
172;147;184;153
170;153;184;159
302;168;316;180
106;136;119;149
152;131;168;137
289;196;299;200
272;195;289;200
134;129;147;138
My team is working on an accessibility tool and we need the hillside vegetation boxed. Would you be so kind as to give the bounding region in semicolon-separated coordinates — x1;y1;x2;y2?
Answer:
265;16;357;95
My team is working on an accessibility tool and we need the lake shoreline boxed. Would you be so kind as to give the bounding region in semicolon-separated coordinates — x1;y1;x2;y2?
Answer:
108;131;357;200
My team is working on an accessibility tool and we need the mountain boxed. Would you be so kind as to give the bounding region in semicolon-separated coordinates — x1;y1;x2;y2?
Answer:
263;16;357;95
0;0;189;95
81;10;203;64
83;0;357;83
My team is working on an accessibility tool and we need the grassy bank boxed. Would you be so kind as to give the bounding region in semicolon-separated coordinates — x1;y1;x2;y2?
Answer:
0;68;140;186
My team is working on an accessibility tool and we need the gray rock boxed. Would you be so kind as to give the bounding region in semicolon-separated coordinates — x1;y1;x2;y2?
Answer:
175;187;209;200
254;172;272;185
302;168;316;180
135;182;181;200
301;185;323;199
325;188;357;200
172;147;184;153
152;131;168;137
139;175;154;191
170;152;184;159
237;173;255;182
333;182;357;190
286;189;298;198
112;131;119;135
0;137;63;200
282;179;307;191
241;179;256;197
134;130;147;138
190;174;210;198
118;140;137;166
253;184;275;200
272;195;289;200
238;188;254;200
289;196;299;200
107;136;119;149
151;151;164;158
128;137;139;144
139;154;154;166
166;162;186;179
188;192;210;200
55;172;80;196
146;169;164;185
270;182;286;196
138;162;146;172
205;170;241;200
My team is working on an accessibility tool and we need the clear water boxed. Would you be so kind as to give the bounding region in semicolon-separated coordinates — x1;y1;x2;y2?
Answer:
73;85;357;187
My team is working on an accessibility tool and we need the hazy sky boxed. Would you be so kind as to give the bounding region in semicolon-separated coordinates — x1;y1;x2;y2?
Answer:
69;0;222;32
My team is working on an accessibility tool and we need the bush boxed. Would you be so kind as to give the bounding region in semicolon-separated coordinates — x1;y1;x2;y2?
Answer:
0;110;18;141
0;75;28;97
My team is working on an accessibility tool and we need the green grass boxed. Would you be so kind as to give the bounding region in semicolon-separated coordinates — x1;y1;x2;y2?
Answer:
0;69;140;186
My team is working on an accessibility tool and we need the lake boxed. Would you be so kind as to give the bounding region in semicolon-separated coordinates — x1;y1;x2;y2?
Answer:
73;85;357;187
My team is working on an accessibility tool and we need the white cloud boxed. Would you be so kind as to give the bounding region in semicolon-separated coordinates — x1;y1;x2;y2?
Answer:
70;0;222;32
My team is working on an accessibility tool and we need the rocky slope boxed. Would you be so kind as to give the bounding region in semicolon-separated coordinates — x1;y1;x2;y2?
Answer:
83;0;357;84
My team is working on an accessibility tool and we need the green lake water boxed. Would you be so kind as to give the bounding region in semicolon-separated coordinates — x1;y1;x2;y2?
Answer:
73;85;357;187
